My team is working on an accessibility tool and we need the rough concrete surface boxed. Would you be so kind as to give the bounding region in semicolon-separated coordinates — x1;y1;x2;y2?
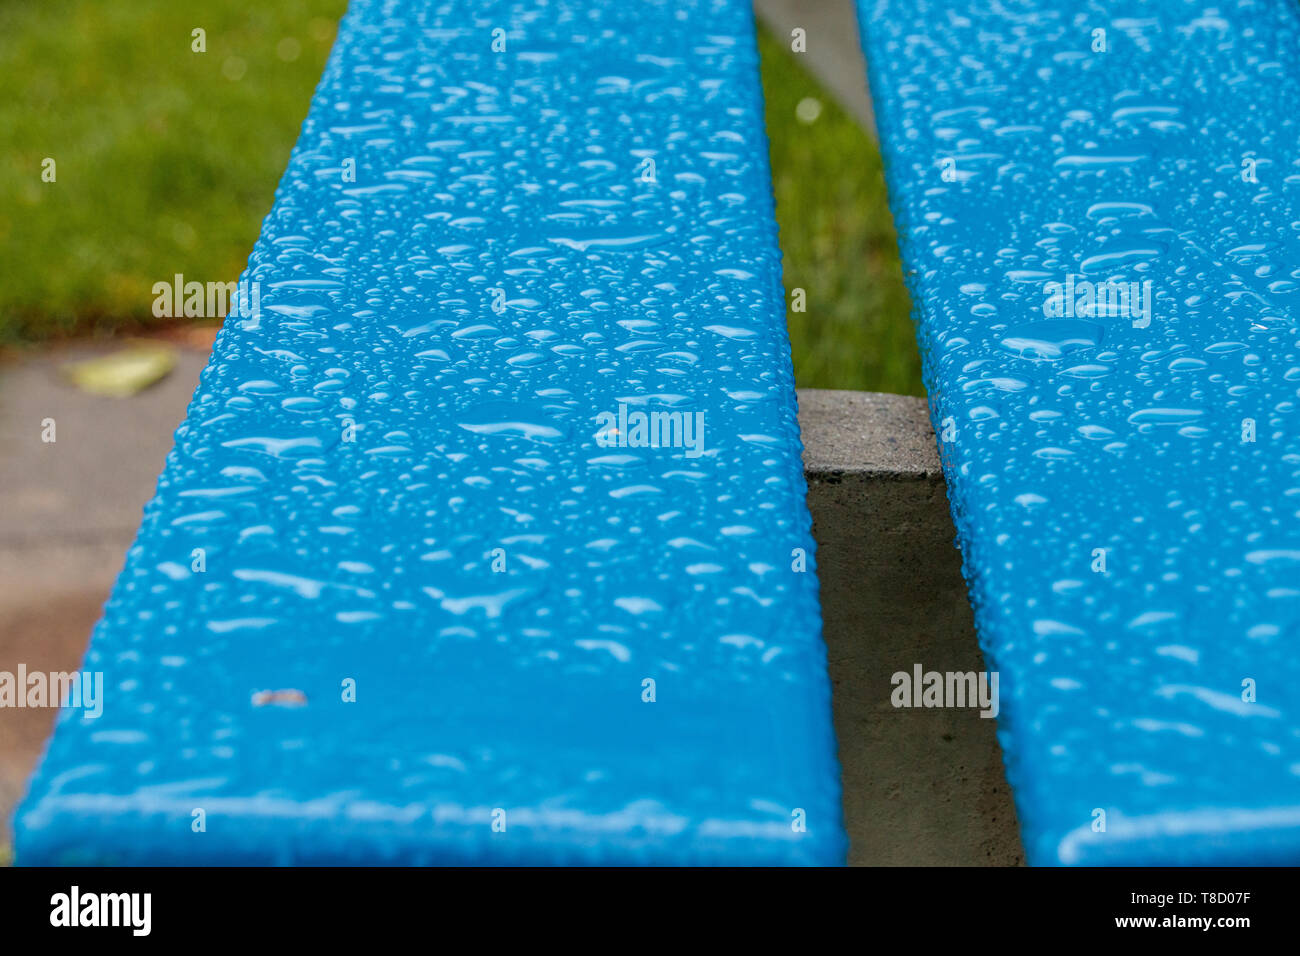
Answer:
800;389;1023;865
0;351;1021;864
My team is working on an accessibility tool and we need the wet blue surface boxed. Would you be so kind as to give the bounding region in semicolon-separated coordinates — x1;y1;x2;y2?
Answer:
16;0;845;865
859;0;1300;864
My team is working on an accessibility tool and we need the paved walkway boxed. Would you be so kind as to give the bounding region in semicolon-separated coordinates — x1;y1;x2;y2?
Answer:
0;340;210;848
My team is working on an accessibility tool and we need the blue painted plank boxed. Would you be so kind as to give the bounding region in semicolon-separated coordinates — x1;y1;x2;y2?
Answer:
857;0;1300;864
16;0;845;866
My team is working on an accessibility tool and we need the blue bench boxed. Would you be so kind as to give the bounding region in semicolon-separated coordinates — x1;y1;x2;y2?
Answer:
858;0;1300;864
16;0;846;865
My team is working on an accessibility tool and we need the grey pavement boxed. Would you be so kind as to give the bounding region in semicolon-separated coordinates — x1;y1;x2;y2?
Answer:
0;342;210;856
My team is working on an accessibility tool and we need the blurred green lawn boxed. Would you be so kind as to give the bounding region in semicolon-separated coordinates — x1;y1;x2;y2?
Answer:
757;26;920;395
0;0;347;342
0;2;920;395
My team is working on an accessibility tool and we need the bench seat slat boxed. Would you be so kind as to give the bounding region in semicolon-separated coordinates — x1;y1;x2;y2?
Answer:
16;0;845;866
858;0;1300;864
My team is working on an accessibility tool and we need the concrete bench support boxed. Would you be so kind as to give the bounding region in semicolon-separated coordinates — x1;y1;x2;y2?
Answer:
800;390;1021;864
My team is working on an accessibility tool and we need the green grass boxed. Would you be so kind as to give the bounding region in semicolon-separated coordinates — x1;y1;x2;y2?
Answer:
0;3;919;394
0;0;347;344
758;26;920;394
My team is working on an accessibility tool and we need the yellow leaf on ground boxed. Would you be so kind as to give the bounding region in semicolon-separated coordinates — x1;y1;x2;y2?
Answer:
61;343;177;398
